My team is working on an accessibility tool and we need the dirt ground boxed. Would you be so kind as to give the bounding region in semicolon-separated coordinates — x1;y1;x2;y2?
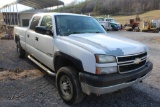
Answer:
0;31;160;107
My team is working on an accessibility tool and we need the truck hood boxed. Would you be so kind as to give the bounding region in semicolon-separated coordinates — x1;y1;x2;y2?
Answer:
61;33;147;56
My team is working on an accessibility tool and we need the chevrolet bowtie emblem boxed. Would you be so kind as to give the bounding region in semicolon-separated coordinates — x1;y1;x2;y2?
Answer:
134;58;141;64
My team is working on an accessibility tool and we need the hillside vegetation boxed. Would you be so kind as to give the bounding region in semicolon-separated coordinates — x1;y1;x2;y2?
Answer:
111;10;160;29
55;0;160;15
54;0;160;30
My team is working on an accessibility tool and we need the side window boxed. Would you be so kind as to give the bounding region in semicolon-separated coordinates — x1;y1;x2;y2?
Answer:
30;16;41;30
40;15;53;30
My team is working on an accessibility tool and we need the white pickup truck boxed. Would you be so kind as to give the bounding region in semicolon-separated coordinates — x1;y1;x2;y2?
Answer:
96;17;120;31
96;17;111;30
14;13;153;104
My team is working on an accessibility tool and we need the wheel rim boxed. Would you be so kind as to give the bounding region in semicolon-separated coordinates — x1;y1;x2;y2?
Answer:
59;75;73;100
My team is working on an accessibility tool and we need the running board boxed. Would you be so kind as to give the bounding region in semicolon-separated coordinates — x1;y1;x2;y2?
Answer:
28;55;56;76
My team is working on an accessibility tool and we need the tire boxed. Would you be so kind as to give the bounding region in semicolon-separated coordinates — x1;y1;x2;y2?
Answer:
17;41;25;58
111;26;113;31
56;66;85;105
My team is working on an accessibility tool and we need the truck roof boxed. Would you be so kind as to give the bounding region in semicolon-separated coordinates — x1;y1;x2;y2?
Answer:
33;12;90;17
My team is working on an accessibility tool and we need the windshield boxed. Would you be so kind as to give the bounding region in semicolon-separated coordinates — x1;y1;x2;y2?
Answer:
110;19;115;22
55;15;106;36
106;19;115;22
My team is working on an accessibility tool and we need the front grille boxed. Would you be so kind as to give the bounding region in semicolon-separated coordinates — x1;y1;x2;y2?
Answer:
119;60;146;73
117;52;147;73
118;52;147;62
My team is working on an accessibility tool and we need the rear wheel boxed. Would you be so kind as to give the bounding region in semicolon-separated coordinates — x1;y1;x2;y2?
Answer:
56;66;85;105
17;41;25;58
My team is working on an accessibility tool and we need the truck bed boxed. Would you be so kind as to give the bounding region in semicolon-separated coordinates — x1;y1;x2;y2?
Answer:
14;26;28;50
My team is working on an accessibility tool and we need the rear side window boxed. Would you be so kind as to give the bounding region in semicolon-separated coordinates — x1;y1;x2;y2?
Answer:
40;15;53;30
30;16;41;30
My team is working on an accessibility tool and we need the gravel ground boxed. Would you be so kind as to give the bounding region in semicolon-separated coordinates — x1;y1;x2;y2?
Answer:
0;31;160;107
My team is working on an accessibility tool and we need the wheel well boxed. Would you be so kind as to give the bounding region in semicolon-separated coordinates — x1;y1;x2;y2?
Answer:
54;56;79;72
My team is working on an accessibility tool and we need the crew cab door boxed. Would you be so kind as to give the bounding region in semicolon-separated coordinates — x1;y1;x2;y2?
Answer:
26;16;41;56
34;15;54;70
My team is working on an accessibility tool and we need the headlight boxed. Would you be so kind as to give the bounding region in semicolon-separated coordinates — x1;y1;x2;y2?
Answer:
95;55;116;63
96;67;118;74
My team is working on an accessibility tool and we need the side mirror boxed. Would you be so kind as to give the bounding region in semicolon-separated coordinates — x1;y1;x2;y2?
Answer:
35;26;53;36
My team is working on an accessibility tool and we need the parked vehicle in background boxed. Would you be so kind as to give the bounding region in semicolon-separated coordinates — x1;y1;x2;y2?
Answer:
96;17;120;31
142;20;159;33
124;18;140;32
95;17;111;31
105;18;120;31
14;13;153;105
151;20;160;30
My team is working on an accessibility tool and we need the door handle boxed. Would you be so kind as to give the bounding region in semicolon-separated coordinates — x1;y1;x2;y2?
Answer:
27;35;30;38
35;37;38;41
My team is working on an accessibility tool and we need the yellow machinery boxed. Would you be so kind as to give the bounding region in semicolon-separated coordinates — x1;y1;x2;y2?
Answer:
142;20;159;33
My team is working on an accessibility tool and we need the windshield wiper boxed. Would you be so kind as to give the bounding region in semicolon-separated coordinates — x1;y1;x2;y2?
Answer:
62;31;101;36
89;32;102;33
63;32;84;34
61;32;84;36
72;32;85;34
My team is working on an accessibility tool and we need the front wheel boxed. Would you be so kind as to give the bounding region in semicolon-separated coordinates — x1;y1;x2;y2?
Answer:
17;41;25;58
56;66;85;105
